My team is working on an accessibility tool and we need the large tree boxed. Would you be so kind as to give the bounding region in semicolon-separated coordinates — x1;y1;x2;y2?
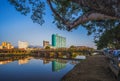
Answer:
8;0;120;38
9;0;120;30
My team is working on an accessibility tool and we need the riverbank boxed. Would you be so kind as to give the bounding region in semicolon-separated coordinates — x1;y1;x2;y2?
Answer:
62;55;117;81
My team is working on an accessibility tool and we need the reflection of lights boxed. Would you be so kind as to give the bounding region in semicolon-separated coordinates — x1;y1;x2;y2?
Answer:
18;59;29;65
0;60;12;65
43;59;50;64
42;58;54;64
75;55;86;60
70;61;79;65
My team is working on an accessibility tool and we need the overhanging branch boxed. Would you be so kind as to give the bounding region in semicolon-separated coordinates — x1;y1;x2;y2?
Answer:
47;0;70;25
69;12;118;30
47;0;118;31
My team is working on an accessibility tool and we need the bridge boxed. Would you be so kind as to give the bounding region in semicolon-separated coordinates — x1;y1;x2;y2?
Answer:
30;50;91;58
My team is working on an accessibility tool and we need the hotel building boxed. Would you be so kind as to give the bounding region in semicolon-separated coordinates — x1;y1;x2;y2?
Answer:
18;41;29;49
52;34;66;48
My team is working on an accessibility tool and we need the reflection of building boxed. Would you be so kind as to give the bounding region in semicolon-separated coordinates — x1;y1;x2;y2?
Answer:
0;46;3;49
43;58;50;64
43;40;50;48
18;41;29;49
52;34;66;48
18;59;29;65
52;60;66;72
0;60;12;65
0;42;14;49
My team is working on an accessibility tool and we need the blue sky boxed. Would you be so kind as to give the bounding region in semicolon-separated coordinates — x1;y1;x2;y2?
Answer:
0;0;96;48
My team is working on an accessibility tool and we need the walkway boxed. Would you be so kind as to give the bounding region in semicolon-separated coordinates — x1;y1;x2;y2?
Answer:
62;55;117;81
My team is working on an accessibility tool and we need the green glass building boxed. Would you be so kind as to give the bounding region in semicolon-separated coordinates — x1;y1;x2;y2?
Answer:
52;34;66;48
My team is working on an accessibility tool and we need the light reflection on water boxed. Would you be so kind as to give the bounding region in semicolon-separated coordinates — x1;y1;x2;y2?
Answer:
0;56;84;81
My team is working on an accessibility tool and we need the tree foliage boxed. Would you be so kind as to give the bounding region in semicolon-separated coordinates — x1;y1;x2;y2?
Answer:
96;25;120;49
9;0;45;25
8;0;120;31
45;46;50;49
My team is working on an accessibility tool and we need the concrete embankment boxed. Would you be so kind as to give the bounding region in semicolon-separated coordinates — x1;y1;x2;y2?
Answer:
62;55;117;81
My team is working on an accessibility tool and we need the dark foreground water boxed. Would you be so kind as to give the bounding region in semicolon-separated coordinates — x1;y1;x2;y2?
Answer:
0;56;83;81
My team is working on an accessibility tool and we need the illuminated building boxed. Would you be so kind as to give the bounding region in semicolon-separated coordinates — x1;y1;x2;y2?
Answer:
52;34;66;48
43;40;50;48
18;41;29;49
0;42;14;49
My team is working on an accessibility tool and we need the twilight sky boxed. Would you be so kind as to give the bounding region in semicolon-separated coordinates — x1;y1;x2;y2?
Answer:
0;0;96;48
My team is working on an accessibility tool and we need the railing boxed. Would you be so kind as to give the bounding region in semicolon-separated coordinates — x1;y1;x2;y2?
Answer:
105;53;120;77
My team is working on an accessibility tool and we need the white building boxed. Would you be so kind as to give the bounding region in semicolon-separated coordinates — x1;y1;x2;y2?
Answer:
0;46;3;49
18;41;29;49
43;40;50;48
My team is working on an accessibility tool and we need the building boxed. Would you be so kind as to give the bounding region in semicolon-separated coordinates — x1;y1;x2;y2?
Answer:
18;41;29;49
0;42;14;49
43;40;50;48
52;34;66;48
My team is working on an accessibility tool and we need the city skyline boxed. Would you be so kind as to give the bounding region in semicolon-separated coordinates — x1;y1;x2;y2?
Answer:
0;0;96;48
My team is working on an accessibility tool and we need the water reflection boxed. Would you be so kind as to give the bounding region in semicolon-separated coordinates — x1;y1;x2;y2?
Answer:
0;55;85;81
0;60;12;65
0;56;83;65
18;58;29;65
52;60;67;72
0;56;30;65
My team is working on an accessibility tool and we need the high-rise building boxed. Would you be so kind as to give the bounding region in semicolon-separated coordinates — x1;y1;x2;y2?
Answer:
52;34;66;48
18;41;29;49
0;42;14;49
43;40;50;48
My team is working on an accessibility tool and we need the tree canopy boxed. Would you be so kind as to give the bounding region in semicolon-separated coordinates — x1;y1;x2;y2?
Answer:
96;26;120;49
8;0;120;30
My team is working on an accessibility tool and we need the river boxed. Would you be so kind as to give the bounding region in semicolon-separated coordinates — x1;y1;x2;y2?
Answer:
0;55;85;81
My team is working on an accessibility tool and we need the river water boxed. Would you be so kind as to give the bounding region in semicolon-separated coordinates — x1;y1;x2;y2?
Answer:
0;56;84;81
